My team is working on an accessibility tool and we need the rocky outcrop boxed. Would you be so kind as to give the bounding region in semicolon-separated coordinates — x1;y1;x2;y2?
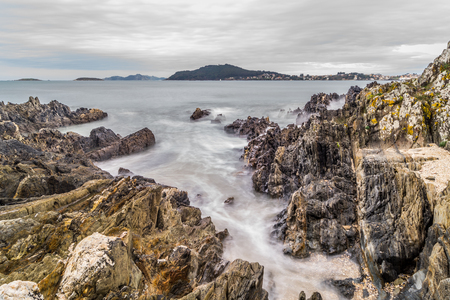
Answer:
0;139;112;199
87;127;155;161
356;148;432;287
231;41;450;298
0;97;107;134
224;116;277;140
0;176;268;299
25;126;156;161
190;108;211;120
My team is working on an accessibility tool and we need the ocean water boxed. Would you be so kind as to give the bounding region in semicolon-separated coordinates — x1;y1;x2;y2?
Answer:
0;80;375;299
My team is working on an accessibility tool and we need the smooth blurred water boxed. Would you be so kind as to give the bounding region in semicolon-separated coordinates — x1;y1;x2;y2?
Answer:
0;80;375;299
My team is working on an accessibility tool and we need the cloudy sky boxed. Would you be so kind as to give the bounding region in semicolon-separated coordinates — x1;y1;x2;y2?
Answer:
0;0;448;80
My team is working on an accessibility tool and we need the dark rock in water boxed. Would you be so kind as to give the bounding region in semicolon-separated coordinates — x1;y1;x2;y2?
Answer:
216;228;229;241
224;116;277;140
0;96;107;134
299;291;322;300
224;197;234;204
190;108;211;120
88;127;155;161
118;167;133;176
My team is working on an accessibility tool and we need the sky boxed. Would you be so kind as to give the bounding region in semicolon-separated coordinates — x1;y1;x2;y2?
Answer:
0;0;449;80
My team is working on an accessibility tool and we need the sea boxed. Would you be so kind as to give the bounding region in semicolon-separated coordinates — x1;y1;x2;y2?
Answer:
0;80;376;299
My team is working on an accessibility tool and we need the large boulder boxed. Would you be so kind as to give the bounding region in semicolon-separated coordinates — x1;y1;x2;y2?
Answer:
56;232;142;299
0;281;43;300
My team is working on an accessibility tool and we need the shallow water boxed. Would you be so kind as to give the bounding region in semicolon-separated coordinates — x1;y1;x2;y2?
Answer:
0;80;376;299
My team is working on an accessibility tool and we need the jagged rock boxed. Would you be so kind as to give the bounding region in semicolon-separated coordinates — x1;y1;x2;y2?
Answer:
0;139;112;199
179;259;268;300
56;232;142;299
298;291;322;300
356;149;432;284
0;280;44;299
190;108;211;120
295;92;342;124
0;121;22;141
26;126;155;161
326;278;358;299
0;177;246;299
224;116;277;140
0;97;107;134
118;167;133;176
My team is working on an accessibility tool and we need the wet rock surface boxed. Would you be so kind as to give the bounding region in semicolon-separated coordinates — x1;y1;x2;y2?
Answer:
226;41;450;298
190;108;211;120
0;99;269;300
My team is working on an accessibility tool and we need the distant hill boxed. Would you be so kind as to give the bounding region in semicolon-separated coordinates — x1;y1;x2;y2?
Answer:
74;77;103;81
166;64;283;80
104;74;166;81
16;78;41;81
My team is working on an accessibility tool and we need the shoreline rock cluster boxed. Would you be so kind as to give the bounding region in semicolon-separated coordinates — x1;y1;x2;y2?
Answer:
223;41;450;299
0;98;269;299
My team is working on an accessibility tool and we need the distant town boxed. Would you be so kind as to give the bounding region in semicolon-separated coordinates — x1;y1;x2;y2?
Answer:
224;72;420;81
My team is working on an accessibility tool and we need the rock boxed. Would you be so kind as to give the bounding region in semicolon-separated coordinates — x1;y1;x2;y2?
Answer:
308;292;322;300
0;139;112;199
224;197;234;204
298;291;323;300
0;121;22;141
224;116;277;140
118;167;133;176
190;108;211;120
0;97;107;134
327;278;356;299
179;259;268;300
88;126;120;149
0;281;44;300
87;127;155;161
56;232;142;299
356;149;432;284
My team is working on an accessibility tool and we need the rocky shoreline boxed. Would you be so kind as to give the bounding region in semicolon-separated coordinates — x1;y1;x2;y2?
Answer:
0;98;269;299
1;41;450;300
223;41;450;299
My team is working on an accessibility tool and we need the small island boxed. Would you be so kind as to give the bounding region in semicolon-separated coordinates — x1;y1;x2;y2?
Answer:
104;74;165;80
16;78;42;81
74;77;104;81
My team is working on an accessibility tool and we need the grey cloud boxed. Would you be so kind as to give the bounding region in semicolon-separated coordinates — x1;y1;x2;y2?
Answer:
0;0;449;79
